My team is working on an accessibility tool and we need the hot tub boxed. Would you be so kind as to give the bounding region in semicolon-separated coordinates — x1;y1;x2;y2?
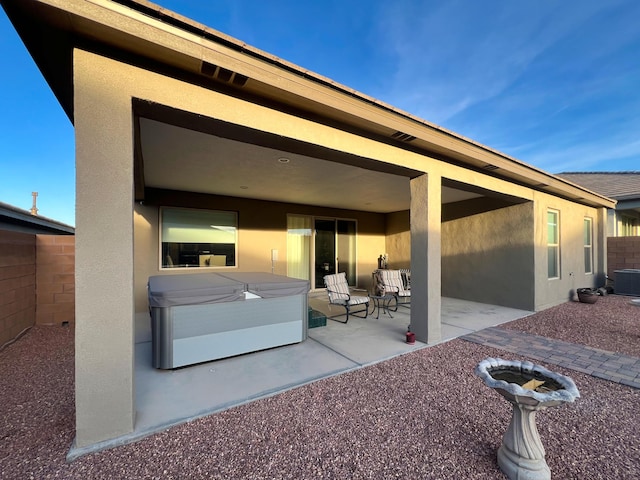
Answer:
148;272;309;369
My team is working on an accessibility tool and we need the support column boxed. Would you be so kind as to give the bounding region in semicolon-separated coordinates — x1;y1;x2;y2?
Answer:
410;173;441;344
597;207;608;286
73;49;135;449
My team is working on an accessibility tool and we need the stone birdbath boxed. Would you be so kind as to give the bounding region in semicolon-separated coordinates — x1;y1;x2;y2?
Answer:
475;358;580;480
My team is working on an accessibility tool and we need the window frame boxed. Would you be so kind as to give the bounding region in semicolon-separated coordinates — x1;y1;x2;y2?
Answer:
583;217;593;275
159;206;238;269
547;209;560;279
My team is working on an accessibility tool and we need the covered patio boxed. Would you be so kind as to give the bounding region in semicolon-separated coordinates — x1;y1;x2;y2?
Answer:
2;0;613;454
68;295;532;459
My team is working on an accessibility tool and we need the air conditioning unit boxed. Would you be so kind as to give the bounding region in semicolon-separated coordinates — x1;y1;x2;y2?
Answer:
614;269;640;296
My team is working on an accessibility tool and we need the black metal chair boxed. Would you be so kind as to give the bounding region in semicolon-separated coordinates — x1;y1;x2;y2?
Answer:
323;272;370;323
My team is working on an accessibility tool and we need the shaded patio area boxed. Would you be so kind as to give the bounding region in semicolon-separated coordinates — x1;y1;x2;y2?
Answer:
72;295;534;458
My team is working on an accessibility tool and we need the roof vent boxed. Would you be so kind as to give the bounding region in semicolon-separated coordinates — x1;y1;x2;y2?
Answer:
216;67;233;82
201;61;217;76
391;131;416;142
483;164;499;171
200;61;248;87
30;191;38;216
232;73;248;87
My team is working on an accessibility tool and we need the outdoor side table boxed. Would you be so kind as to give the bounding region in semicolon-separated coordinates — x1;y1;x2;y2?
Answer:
369;294;396;319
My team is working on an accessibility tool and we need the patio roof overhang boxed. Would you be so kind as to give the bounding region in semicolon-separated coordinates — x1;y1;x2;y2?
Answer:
616;198;640;213
1;0;617;211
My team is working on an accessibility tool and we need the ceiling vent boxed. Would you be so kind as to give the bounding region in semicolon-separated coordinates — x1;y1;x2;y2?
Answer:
200;61;248;87
391;131;416;142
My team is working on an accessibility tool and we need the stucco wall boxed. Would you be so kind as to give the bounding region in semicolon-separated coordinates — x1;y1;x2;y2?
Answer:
534;193;605;310
74;49;137;447
0;230;35;347
389;191;607;312
384;210;410;269
441;201;535;310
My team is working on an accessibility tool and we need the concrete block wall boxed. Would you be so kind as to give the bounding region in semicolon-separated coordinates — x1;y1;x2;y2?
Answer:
36;235;75;325
0;230;36;347
608;236;640;279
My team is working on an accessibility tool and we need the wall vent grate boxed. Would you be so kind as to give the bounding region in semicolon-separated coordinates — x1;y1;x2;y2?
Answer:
201;62;248;87
391;131;416;142
201;61;217;76
216;67;233;82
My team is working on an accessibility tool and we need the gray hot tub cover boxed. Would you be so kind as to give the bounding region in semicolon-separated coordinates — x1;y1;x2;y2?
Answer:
218;272;310;298
148;273;245;307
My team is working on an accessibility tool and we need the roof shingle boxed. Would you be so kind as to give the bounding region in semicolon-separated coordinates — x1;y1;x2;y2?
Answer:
556;172;640;200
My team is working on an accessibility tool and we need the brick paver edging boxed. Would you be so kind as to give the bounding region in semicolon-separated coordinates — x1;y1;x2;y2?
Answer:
461;327;640;390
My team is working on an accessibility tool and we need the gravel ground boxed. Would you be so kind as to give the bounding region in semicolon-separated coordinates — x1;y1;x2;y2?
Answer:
502;294;640;357
1;296;639;479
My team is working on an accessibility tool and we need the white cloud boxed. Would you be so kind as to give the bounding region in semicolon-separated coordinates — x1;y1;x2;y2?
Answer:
517;133;640;173
366;0;640;172
374;0;628;123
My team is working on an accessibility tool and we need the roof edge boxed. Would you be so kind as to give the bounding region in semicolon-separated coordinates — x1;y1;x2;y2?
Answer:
0;201;75;233
3;0;618;210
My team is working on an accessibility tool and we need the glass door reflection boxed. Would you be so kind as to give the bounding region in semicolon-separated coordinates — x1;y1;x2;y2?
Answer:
314;218;356;289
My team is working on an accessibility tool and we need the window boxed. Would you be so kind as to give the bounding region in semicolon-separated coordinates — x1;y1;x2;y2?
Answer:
547;210;559;279
584;217;593;274
161;207;237;268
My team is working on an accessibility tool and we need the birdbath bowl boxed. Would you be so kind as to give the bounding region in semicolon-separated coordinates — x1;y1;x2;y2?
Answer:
475;358;580;480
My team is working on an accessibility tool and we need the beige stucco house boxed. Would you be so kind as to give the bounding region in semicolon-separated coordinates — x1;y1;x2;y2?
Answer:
2;0;616;451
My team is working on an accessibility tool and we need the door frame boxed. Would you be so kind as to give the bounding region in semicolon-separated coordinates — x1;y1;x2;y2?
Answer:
286;214;358;291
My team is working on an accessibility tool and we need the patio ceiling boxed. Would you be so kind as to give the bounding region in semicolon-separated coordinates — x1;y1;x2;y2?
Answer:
138;118;484;214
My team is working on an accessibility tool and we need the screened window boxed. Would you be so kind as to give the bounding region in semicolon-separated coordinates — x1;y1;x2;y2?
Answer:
547;210;559;279
583;218;593;274
161;207;237;268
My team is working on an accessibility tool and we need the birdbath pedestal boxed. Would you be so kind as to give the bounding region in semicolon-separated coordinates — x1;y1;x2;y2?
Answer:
475;358;580;480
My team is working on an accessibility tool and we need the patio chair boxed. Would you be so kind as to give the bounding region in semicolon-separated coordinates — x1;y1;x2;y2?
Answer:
374;269;411;309
323;272;370;323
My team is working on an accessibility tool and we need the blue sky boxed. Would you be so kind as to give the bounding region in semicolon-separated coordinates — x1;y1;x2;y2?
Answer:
1;0;639;226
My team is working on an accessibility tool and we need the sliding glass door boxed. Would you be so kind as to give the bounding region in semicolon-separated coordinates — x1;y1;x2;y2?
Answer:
314;219;337;287
336;219;356;285
287;215;357;289
313;218;356;288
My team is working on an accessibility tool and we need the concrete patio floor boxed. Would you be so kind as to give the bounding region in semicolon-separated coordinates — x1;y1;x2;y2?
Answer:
90;295;532;457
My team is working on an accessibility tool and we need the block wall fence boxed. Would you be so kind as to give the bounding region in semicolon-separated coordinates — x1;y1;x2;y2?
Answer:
35;235;75;325
0;231;74;348
0;231;36;347
607;236;640;279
